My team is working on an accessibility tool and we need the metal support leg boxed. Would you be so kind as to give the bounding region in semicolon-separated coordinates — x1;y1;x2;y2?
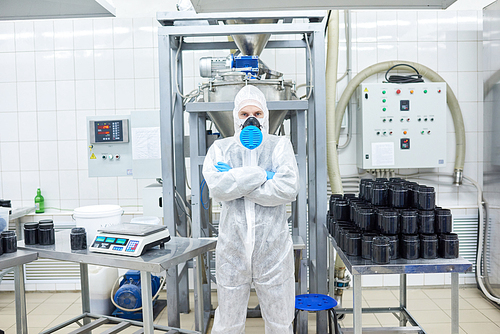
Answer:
140;271;154;334
14;264;27;334
451;273;459;334
194;254;204;333
400;274;407;326
353;275;362;334
80;263;91;325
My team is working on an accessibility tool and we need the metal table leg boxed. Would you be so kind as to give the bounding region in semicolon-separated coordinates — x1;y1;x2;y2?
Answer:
451;273;459;334
140;271;154;334
14;264;27;334
194;254;204;333
353;275;362;334
400;273;407;326
80;263;91;325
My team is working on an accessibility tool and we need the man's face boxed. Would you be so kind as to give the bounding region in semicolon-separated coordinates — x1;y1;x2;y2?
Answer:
238;105;264;119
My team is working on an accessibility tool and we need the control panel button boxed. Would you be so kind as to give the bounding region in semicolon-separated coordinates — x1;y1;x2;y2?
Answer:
403;131;407;135
382;90;386;94
382;99;386;103
396;89;401;94
410;90;414;94
424;89;428;94
115;154;120;160
382;107;387;111
108;154;113;160
102;155;106;160
401;138;410;149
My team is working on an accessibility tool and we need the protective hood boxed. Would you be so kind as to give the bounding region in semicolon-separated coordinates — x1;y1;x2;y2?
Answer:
233;85;270;140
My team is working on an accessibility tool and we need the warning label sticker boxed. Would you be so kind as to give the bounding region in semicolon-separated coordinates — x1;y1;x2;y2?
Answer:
90;153;96;160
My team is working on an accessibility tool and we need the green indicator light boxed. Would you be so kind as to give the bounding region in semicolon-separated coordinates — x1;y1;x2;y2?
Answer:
383;119;386;122
421;131;425;134
382;90;386;94
382;107;387;111
424;90;428;93
400;118;404;122
382;99;386;103
383;132;387;135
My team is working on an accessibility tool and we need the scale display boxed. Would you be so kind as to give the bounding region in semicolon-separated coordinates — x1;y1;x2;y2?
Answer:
89;223;170;257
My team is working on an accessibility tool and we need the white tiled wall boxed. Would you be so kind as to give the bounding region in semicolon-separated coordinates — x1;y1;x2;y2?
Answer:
0;18;160;211
0;9;484;288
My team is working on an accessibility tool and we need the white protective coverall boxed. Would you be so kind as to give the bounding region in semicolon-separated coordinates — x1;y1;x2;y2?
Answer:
202;85;299;333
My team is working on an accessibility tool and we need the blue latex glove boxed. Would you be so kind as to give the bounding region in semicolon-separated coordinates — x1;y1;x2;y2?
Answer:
266;171;275;180
215;162;232;172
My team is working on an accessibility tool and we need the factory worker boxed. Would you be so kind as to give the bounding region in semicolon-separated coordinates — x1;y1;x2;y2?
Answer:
202;85;299;334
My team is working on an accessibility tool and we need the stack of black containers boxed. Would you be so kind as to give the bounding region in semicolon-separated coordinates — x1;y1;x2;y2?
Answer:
327;178;459;264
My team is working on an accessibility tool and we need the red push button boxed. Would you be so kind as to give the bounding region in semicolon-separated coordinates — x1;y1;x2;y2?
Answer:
396;89;401;94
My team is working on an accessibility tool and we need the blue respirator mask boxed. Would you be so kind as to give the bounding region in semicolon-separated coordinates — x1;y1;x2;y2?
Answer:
239;117;263;150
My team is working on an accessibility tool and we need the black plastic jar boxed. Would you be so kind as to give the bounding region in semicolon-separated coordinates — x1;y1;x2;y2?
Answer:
329;194;343;216
342;228;359;253
391;184;409;208
381;210;400;235
400;210;418;234
364;181;374;202
23;222;39;245
418;186;436;210
420;234;438;259
439;233;459;259
407;183;420;209
346;231;362;256
362;233;378;260
418;210;435;234
334;200;350;221
435;209;453;234
358;208;376;231
1;230;17;253
372;236;391;264
334;222;351;244
401;234;420;260
376;207;391;231
38;219;55;245
386;235;399;260
70;227;87;250
371;182;389;206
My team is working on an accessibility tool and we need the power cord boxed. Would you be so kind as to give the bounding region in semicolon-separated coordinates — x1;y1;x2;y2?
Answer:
384;63;424;84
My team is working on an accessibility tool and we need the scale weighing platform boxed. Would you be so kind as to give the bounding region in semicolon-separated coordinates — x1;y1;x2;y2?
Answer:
89;223;171;257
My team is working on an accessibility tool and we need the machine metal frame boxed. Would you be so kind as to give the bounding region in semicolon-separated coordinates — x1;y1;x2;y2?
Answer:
157;11;329;333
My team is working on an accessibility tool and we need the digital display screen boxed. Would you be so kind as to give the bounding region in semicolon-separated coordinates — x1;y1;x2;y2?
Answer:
94;120;123;142
105;237;116;243
116;239;127;245
400;100;410;111
96;236;106;242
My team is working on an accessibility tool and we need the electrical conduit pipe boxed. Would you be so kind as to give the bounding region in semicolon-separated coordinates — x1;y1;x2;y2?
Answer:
333;60;466;185
325;10;348;306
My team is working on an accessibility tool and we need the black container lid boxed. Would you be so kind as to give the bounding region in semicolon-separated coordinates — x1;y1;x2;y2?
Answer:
71;227;86;234
385;234;399;240
402;234;420;241
1;230;15;237
372;182;388;189
39;219;54;224
346;231;362;238
373;236;390;245
362;233;378;240
419;186;435;193
418;210;435;217
24;222;39;229
401;209;418;217
439;233;458;240
420;233;437;240
435;208;452;215
382;210;399;217
39;221;54;229
0;199;12;207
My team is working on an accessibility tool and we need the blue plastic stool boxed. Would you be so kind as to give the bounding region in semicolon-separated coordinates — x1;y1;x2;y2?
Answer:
294;294;339;334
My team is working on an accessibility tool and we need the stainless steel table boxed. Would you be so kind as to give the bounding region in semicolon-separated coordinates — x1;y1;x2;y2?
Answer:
330;236;472;334
19;230;216;334
0;250;38;334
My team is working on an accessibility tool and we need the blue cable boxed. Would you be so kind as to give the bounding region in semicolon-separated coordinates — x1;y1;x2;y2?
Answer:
200;179;209;210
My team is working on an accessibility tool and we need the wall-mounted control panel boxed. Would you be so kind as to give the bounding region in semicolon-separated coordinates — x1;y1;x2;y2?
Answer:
87;116;133;177
356;83;447;169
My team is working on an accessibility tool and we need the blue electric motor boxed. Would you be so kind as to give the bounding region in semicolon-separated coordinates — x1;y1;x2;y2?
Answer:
112;270;162;320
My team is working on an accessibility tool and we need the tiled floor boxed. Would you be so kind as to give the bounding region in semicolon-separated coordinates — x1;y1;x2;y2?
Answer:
0;287;499;333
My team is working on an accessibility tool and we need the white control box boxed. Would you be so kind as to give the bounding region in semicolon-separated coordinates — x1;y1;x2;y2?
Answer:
356;83;447;169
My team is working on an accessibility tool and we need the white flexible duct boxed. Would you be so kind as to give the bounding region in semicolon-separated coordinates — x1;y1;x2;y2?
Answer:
325;11;343;194
334;61;466;186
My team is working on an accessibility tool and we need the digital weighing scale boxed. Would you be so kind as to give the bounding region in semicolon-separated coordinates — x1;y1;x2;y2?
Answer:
89;223;171;257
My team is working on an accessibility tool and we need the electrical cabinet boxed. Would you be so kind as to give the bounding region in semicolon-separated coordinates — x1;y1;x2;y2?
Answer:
356;82;447;169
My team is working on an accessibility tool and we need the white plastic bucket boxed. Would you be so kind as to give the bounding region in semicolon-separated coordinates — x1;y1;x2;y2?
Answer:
73;205;123;242
88;265;118;315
